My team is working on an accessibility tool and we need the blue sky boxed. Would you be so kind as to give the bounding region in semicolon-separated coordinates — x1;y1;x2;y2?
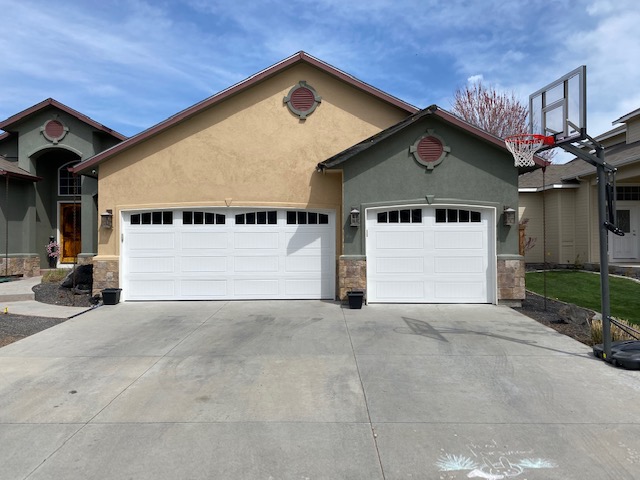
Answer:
1;0;638;161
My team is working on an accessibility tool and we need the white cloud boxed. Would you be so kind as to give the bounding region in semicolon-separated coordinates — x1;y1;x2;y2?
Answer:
1;0;638;147
467;75;484;84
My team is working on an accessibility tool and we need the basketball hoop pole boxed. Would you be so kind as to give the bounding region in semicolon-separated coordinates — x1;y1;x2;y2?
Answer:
560;141;615;360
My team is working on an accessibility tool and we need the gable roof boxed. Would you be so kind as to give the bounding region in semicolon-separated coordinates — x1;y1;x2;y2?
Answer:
0;156;41;182
317;104;547;170
72;51;419;175
0;98;126;141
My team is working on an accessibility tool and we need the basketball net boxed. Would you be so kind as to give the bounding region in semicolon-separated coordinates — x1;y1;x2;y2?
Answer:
505;134;554;167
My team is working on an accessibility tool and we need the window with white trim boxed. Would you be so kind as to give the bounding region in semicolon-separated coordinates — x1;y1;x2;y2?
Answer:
616;186;640;201
59;161;80;196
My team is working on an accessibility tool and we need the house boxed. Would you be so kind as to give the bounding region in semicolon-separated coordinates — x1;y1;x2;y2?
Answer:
0;99;125;276
519;108;640;266
71;51;526;304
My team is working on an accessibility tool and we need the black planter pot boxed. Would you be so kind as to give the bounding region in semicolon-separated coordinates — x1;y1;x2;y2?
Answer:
347;291;364;309
102;288;122;305
48;257;57;268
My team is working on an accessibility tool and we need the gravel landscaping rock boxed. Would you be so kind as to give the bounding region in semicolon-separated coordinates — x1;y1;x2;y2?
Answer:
518;291;594;346
33;281;97;308
0;313;67;348
0;280;98;348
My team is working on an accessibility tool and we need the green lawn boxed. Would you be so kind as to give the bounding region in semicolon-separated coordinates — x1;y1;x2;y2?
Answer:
525;270;640;325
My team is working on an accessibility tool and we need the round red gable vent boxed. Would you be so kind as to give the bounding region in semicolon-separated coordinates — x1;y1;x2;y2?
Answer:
417;136;444;163
45;120;64;139
41;119;68;143
290;87;316;112
409;131;450;169
284;81;321;119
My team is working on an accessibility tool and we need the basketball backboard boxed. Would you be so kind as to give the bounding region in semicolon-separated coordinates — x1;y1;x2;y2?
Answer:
529;66;586;146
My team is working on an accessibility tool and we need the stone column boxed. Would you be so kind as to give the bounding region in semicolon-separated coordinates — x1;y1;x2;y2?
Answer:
497;255;525;306
338;255;367;301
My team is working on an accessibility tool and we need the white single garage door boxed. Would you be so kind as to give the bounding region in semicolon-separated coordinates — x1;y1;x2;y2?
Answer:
366;206;494;303
122;209;335;300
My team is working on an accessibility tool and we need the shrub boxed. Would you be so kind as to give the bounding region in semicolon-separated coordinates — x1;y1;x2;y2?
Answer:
42;268;69;283
589;317;639;344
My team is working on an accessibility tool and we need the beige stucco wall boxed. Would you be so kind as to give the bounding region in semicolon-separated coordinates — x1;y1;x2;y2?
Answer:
557;189;577;265
519;188;579;264
96;63;409;259
574;180;591;264
627;119;640;144
519;193;544;263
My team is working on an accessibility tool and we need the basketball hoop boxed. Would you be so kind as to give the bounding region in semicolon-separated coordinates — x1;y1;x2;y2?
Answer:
505;134;555;167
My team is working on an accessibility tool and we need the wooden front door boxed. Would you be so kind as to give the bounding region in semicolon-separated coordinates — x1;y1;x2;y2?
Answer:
60;203;81;263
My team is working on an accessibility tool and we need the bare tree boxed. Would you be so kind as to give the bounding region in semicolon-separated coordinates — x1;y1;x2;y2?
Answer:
451;81;555;161
452;81;527;139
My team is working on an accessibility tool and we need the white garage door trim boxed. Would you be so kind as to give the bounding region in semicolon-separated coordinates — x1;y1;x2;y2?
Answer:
366;205;496;304
120;208;335;301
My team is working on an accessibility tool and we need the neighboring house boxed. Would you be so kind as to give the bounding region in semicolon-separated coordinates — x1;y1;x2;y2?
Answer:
72;51;528;304
519;107;640;266
0;99;125;276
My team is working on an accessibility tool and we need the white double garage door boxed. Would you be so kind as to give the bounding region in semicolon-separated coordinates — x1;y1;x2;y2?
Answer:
121;206;495;303
122;209;336;301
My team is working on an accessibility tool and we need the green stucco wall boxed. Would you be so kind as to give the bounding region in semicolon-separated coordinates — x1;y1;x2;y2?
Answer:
0;179;34;253
0;105;121;268
339;117;520;256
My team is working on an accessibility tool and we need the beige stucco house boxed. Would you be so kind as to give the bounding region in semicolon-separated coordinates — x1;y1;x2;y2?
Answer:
519;107;640;266
73;52;527;304
73;52;417;300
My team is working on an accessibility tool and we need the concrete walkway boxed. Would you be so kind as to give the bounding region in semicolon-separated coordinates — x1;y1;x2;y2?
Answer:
0;276;91;318
0;301;639;479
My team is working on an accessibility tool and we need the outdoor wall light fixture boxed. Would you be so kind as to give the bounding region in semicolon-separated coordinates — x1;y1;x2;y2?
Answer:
100;209;113;229
350;207;360;227
503;206;516;226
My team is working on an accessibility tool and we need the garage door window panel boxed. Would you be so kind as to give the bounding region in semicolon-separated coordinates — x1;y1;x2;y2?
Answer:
435;208;481;223
130;212;173;225
287;211;329;225
235;211;277;225
377;209;422;224
183;211;225;225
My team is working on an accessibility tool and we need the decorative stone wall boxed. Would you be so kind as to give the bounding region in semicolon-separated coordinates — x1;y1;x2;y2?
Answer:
92;258;119;296
0;256;41;277
497;257;525;306
338;256;367;301
76;255;94;266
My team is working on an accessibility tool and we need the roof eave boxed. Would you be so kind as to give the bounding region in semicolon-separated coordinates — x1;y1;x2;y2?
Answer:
318;104;548;171
73;52;419;175
0;98;126;140
0;170;42;182
560;153;640;182
518;183;580;193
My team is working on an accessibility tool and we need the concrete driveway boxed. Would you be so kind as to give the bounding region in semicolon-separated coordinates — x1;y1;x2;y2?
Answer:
1;301;639;479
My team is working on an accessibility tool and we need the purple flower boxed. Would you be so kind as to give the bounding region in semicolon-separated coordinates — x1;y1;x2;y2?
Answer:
46;241;60;259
